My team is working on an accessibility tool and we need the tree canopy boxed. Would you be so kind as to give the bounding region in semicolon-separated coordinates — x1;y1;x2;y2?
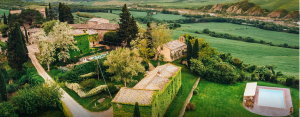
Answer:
59;3;74;24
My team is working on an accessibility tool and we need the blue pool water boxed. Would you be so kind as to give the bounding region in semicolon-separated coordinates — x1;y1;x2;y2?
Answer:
257;89;285;108
89;54;107;60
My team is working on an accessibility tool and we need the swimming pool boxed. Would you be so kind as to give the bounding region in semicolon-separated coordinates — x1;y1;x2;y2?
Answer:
89;54;107;60
257;89;285;108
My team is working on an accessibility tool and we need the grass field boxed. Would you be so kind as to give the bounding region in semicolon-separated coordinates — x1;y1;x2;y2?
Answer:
172;29;299;78
0;8;9;16
74;12;120;20
184;80;299;117
152;12;186;20
112;10;147;17
177;23;299;46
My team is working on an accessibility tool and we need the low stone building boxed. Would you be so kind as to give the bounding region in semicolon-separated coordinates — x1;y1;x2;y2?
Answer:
69;18;119;43
155;36;187;62
112;63;182;117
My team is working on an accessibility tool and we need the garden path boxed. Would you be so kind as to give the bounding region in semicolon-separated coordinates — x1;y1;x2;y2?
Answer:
148;62;155;71
179;78;200;117
27;44;113;117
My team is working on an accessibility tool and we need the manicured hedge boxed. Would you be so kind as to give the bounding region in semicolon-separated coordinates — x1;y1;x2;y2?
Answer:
70;34;91;58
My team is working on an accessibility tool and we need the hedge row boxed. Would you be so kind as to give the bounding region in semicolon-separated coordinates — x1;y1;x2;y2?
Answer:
65;82;107;98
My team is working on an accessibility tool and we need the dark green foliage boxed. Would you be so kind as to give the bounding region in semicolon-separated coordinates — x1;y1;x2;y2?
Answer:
104;31;121;46
117;4;131;45
186;40;192;67
264;73;272;81
7;23;28;70
6;84;18;93
10;84;62;115
237;72;246;82
59;3;74;24
134;102;140;117
203;28;209;34
106;84;119;94
141;61;149;71
80;79;96;91
61;71;80;83
0;67;7;101
49;3;56;20
0;102;18;117
3;13;7;25
24;27;28;43
186;103;195;111
20;9;44;27
18;68;44;86
292;79;299;89
45;6;49;19
70;34;91;58
285;77;294;87
193;89;198;95
192;39;199;59
270;75;277;83
128;16;138;47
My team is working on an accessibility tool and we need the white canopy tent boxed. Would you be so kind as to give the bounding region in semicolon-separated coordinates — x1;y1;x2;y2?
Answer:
244;82;257;97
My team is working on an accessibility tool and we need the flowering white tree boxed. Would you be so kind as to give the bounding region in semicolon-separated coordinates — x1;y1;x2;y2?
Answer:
31;30;56;71
49;22;79;62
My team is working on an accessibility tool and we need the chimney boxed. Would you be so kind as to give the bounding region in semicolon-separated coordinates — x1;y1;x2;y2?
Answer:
84;22;86;25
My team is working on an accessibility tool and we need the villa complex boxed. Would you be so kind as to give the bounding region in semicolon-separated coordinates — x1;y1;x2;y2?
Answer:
112;63;182;117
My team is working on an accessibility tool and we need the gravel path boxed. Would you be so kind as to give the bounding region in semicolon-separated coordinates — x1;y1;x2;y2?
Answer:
27;44;113;117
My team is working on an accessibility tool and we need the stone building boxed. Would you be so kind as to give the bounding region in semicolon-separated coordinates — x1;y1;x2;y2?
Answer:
69;18;119;43
155;36;187;62
112;63;182;117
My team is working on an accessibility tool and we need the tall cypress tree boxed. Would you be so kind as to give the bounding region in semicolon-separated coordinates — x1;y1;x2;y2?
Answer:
133;102;140;117
24;27;29;44
187;40;192;67
45;6;49;19
49;3;56;20
117;4;131;46
7;23;28;70
7;12;11;24
192;39;199;59
128;16;138;47
59;3;64;22
59;3;74;24
0;69;7;102
3;13;7;25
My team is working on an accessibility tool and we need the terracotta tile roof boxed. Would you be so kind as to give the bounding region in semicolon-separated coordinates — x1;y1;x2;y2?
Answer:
93;23;119;30
112;64;181;105
164;40;186;50
89;18;109;23
69;23;119;30
86;30;98;35
10;10;22;14
73;30;85;35
111;87;154;105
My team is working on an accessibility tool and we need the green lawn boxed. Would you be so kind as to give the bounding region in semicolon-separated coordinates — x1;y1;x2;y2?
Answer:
178;23;299;46
184;80;299;117
152;12;186;20
27;107;65;117
172;25;299;78
0;8;9;16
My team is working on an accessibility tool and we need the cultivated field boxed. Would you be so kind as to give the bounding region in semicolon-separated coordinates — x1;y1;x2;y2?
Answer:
178;23;299;46
74;12;120;20
172;29;299;78
184;80;299;117
250;0;299;11
0;8;9;16
152;12;186;20
112;10;147;17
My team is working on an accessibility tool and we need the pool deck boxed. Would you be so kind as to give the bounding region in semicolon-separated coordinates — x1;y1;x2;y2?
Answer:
243;86;293;116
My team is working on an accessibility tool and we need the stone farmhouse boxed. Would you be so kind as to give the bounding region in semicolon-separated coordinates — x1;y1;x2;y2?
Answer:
155;36;187;62
112;63;182;117
69;18;119;43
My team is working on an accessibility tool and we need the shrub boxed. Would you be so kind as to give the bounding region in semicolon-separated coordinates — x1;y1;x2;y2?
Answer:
0;102;18;117
270;75;277;83
80;79;96;91
61;71;81;83
106;84;119;94
141;61;149;71
6;84;18;93
285;77;294;86
264;73;272;81
10;84;62;114
186;103;195;111
292;79;299;89
65;82;107;98
193;89;198;95
283;43;288;47
276;71;283;76
195;30;200;34
203;28;210;34
259;40;265;44
237;72;246;82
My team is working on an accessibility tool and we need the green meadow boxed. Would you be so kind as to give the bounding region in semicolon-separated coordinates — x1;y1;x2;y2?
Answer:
250;0;299;11
112;10;147;17
172;29;299;78
152;12;186;20
0;8;9;16
178;23;299;46
184;80;299;117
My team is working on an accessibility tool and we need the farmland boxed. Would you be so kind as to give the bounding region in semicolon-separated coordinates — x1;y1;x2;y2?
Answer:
172;28;299;78
0;8;9;16
177;23;299;46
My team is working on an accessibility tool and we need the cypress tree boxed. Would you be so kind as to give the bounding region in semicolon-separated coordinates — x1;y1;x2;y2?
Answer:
133;102;140;117
24;27;29;44
117;4;131;46
3;13;7;25
64;5;74;24
59;3;64;22
49;3;56;20
128;16;138;47
0;69;7;101
7;12;11;24
187;40;192;67
45;6;49;19
192;39;199;59
7;23;28;70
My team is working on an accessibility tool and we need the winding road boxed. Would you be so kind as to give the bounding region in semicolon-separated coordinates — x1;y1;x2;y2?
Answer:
27;44;113;117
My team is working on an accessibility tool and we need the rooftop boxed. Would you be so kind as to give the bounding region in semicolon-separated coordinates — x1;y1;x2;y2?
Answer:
111;64;181;105
164;40;186;50
89;18;109;22
73;30;85;35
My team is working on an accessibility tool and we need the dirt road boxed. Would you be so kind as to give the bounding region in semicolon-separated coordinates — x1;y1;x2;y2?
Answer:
27;44;113;117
